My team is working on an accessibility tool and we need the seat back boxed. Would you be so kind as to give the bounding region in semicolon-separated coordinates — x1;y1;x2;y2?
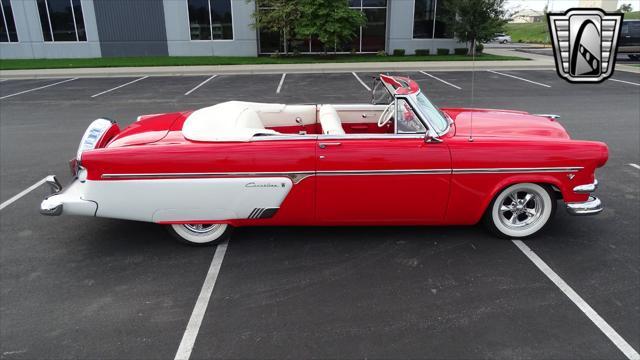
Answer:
319;105;345;135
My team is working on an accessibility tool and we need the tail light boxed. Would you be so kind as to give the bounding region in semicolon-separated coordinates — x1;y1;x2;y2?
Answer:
72;118;120;177
76;118;119;160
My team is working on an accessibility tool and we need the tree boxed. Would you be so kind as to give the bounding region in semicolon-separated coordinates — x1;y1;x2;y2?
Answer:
250;0;301;55
618;3;633;12
442;0;507;56
295;0;365;54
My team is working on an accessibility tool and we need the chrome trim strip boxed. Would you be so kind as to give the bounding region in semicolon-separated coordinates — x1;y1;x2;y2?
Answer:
316;169;451;176
102;167;583;182
453;167;583;174
251;135;318;141
573;179;598;193
317;134;425;140
101;171;316;184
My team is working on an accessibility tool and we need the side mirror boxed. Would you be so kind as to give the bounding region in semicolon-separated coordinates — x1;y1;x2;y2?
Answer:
424;133;443;143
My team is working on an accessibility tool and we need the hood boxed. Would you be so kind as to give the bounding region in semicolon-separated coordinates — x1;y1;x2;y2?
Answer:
442;108;570;139
107;112;186;148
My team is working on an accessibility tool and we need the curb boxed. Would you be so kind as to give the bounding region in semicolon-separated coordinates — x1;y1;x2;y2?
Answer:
0;60;558;79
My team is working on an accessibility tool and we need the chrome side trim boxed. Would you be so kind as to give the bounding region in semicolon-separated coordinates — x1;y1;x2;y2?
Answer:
566;196;603;216
251;135;318;141
316;169;451;176
573;179;598;193
453;167;583;174
317;134;425;140
102;171;316;184
102;167;584;182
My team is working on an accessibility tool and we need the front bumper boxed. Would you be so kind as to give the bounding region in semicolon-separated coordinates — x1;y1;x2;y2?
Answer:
40;175;97;217
566;196;603;216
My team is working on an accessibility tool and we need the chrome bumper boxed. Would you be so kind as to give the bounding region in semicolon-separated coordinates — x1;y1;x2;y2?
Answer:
566;196;603;216
40;175;97;217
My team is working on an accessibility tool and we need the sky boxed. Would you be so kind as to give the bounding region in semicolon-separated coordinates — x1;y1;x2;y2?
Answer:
505;0;639;12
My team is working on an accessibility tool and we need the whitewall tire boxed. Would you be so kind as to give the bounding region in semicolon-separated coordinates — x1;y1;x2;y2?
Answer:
484;183;556;239
167;223;232;246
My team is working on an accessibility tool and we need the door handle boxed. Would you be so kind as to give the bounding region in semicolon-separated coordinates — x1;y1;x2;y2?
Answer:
318;142;342;149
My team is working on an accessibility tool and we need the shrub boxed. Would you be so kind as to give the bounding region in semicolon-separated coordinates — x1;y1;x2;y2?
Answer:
454;48;468;55
292;49;301;57
415;49;430;56
475;43;484;53
376;50;387;56
436;48;449;55
393;49;406;56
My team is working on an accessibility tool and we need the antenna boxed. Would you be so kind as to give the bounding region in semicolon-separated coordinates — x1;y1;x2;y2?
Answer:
469;37;476;142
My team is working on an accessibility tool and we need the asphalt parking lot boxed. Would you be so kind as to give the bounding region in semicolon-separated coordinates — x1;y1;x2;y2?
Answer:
1;68;639;359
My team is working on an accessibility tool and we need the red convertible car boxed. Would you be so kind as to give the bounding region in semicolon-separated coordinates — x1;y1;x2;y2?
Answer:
40;74;607;245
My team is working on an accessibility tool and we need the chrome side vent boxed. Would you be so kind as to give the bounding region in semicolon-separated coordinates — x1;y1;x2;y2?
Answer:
248;207;279;219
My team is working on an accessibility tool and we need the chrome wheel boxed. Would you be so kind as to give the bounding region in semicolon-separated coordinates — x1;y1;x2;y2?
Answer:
184;223;222;234
169;223;230;245
488;183;555;238
498;190;543;230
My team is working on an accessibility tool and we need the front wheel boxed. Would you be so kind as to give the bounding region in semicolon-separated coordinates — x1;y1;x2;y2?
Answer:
167;223;232;246
484;183;556;239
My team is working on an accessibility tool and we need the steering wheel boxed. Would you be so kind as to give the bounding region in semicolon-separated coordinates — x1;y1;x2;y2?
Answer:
377;101;395;127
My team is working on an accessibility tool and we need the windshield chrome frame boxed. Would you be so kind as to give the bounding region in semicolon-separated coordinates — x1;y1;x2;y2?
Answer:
398;91;450;138
372;76;451;138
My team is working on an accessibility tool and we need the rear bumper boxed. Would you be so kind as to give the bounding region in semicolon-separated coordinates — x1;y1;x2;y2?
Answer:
566;196;603;216
40;175;97;217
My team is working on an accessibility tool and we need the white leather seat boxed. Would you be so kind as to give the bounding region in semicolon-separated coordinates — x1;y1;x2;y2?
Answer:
319;105;345;135
183;101;279;142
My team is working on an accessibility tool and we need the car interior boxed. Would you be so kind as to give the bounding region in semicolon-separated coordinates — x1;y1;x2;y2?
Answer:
182;101;397;142
252;102;394;135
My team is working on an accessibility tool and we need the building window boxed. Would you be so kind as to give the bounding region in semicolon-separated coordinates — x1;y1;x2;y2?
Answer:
187;0;233;40
0;0;18;42
36;0;86;42
258;0;387;54
413;0;452;39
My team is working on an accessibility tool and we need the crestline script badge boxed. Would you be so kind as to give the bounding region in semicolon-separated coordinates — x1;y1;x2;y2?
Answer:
547;8;623;83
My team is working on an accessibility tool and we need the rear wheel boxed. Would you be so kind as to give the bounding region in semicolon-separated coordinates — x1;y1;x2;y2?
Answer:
167;223;232;246
484;183;556;239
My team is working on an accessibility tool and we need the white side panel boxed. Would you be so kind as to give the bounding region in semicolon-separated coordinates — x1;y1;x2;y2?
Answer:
329;104;388;124
83;177;293;222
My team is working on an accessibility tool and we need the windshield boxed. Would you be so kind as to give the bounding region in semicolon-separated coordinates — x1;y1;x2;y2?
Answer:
413;92;449;134
372;79;394;105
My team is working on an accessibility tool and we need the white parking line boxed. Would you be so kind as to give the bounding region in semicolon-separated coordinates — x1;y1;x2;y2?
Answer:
174;240;229;360
487;70;552;88
419;71;462;90
352;72;371;91
276;73;287;94
0;78;78;100
629;163;640;170
0;177;48;211
184;75;217;96
610;79;640;86
91;76;148;98
513;240;640;360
